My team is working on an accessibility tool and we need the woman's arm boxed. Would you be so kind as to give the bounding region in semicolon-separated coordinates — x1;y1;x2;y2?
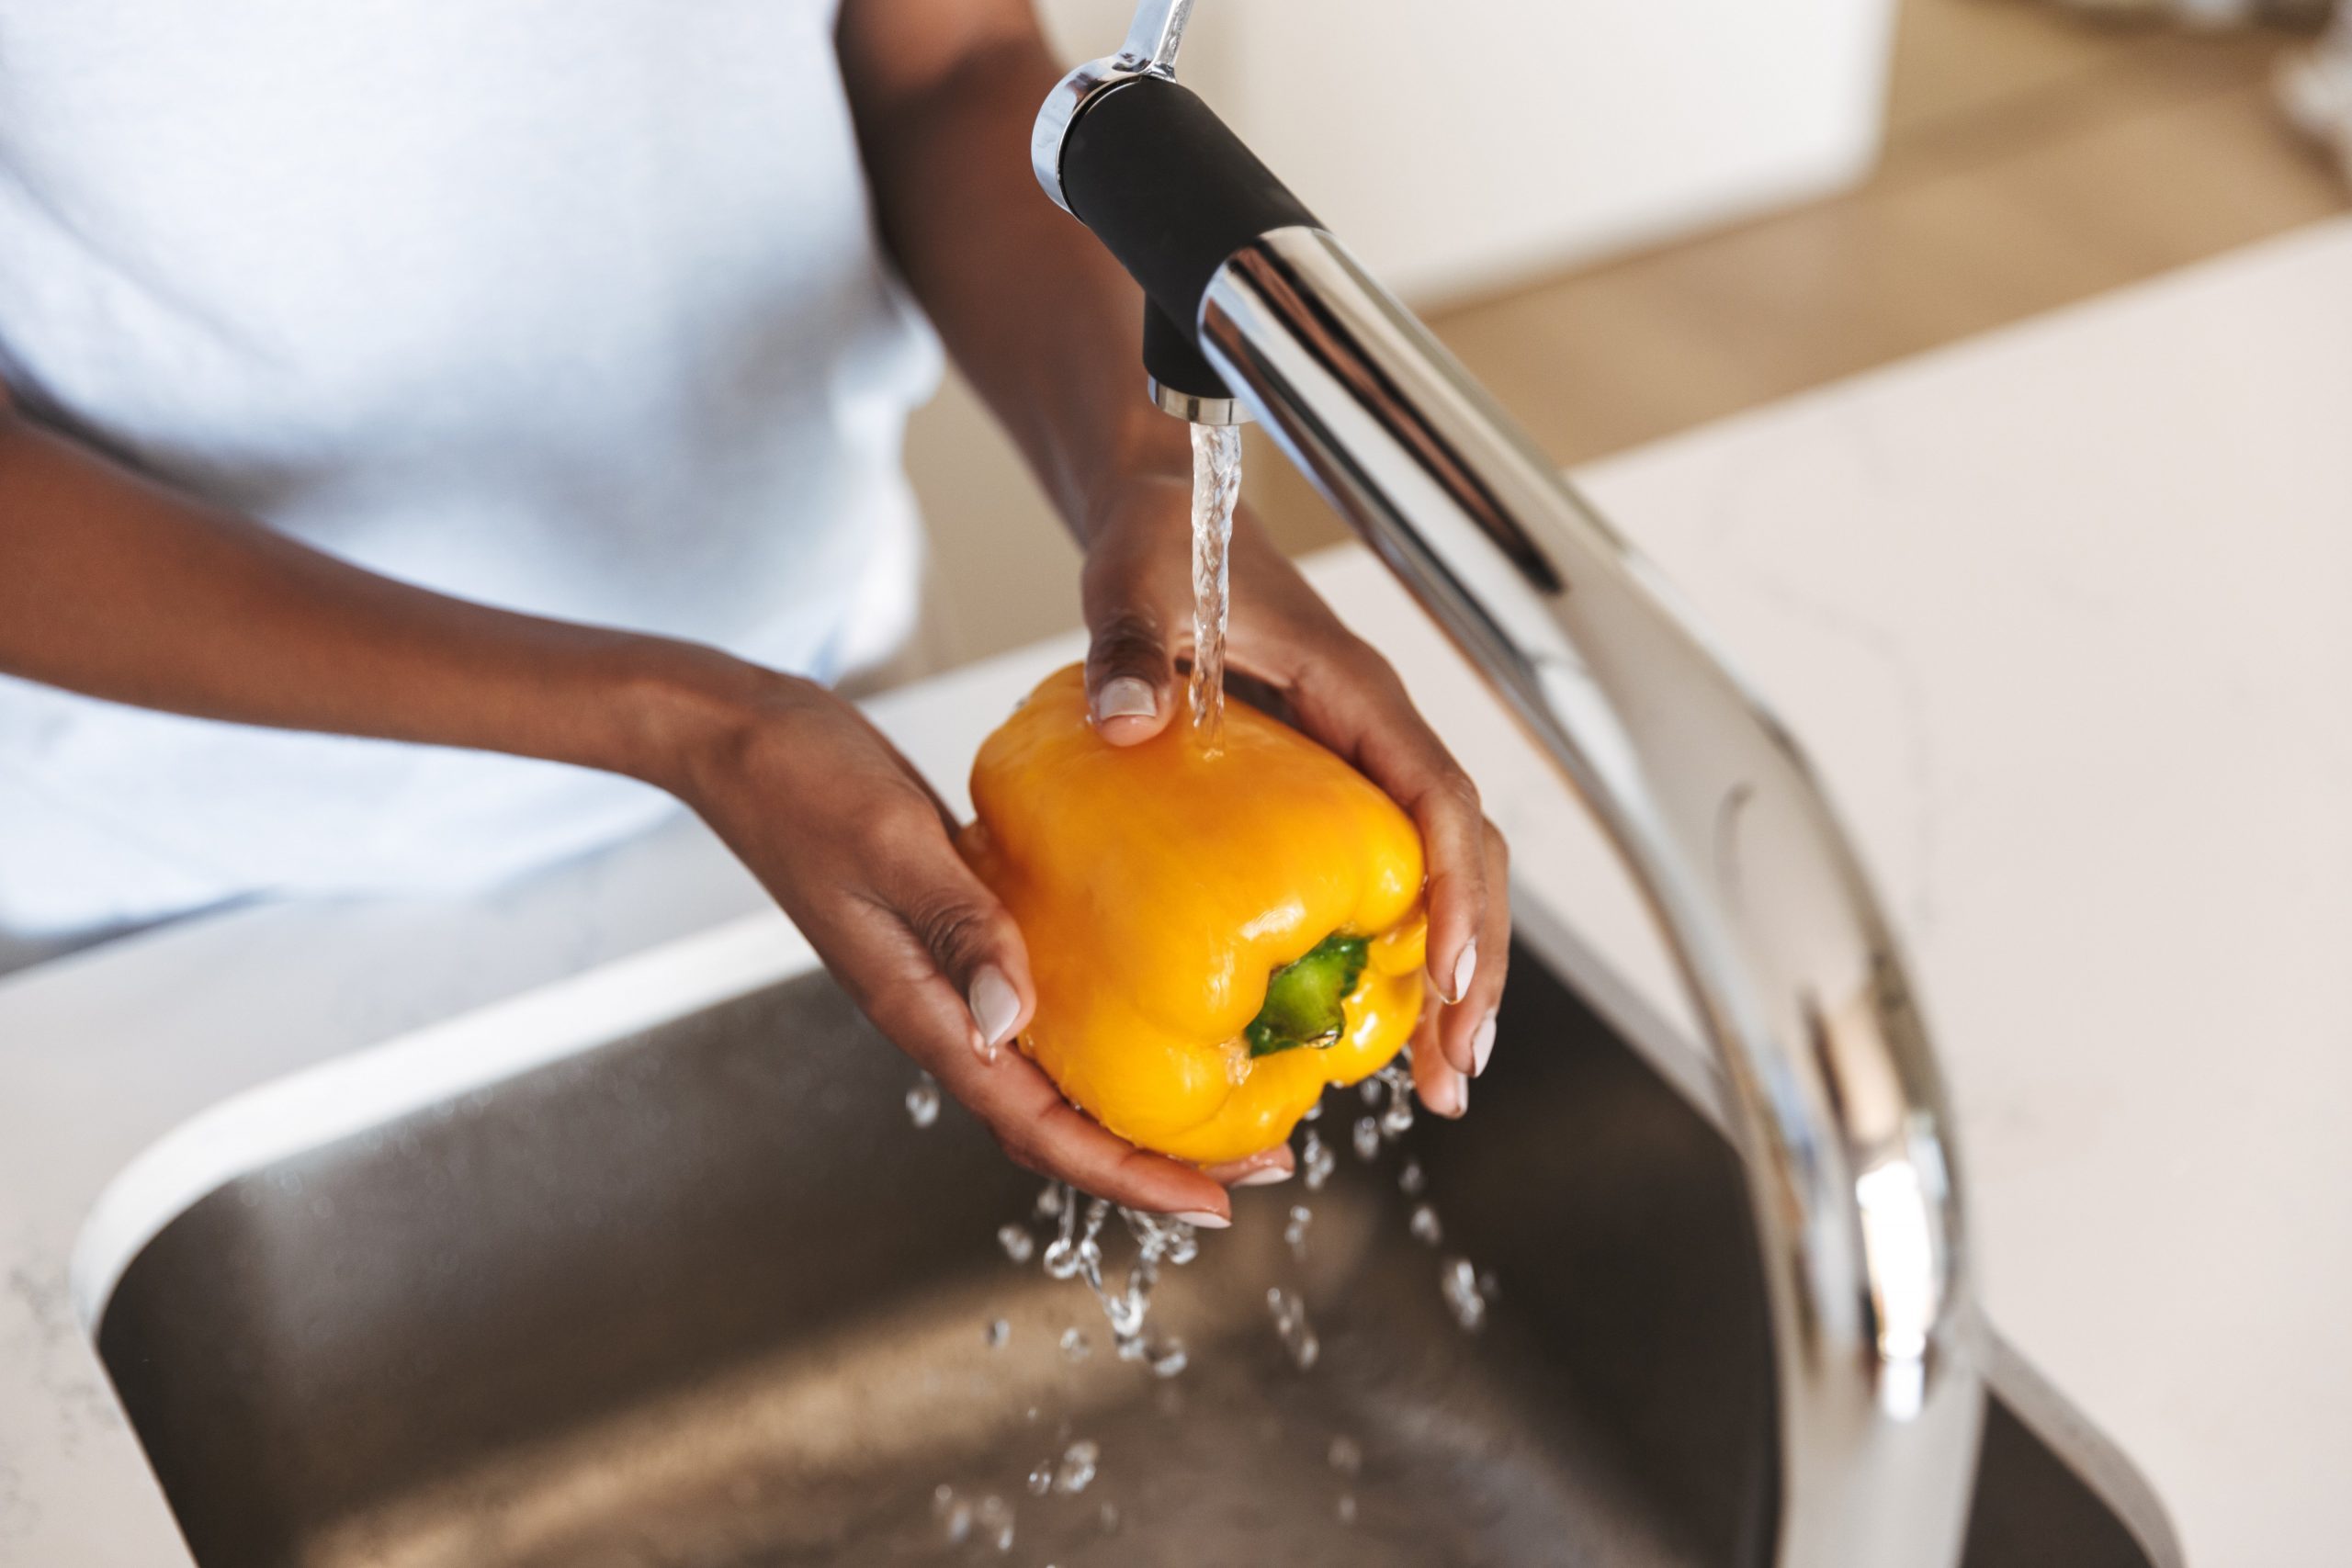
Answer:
838;1;1510;1109
0;399;719;773
0;393;1250;1219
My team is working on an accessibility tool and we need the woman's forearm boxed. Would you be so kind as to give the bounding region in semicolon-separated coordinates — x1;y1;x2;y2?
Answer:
838;0;1193;537
0;409;756;794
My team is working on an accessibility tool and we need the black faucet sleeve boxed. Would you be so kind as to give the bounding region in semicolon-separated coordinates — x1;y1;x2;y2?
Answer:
1057;75;1319;345
1141;299;1232;399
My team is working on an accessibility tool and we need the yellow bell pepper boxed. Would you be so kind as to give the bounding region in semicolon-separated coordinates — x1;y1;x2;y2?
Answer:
959;664;1427;1166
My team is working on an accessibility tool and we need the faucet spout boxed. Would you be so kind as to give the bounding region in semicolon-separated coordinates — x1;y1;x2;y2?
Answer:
1037;18;1986;1568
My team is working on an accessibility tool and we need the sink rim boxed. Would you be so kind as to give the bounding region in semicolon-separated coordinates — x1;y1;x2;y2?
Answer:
72;893;2186;1568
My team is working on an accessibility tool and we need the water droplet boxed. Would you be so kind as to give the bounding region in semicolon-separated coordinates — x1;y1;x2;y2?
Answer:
936;1487;972;1545
1035;1181;1067;1219
1302;1100;1323;1122
1301;1130;1336;1190
1329;1434;1363;1475
1099;1500;1123;1535
1075;1200;1109;1290
1042;1238;1080;1280
1408;1203;1443;1247
1283;1203;1313;1261
1360;1078;1384;1105
1224;1038;1252;1085
1479;1269;1500;1302
997;1224;1035;1264
1352;1115;1381;1162
1398;1158;1427;1195
985;1317;1010;1348
905;1072;940;1129
1380;1099;1414;1138
1337;1491;1359;1525
1054;1438;1100;1494
1147;1335;1189;1378
1060;1325;1092;1361
1440;1256;1488;1333
1267;1287;1320;1371
975;1493;1015;1552
1026;1462;1053;1496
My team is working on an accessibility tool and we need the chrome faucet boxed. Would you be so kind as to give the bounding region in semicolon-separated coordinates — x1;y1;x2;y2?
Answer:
1035;5;1986;1563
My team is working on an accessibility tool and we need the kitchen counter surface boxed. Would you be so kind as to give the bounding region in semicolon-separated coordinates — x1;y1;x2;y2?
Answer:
5;218;2348;1565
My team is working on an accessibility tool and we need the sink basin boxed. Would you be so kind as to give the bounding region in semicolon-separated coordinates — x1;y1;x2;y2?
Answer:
89;921;2179;1567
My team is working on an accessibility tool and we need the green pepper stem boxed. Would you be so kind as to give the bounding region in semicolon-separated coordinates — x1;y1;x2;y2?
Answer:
1245;932;1369;1057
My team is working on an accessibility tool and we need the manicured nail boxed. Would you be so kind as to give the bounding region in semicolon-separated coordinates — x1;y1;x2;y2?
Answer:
1448;939;1478;1005
968;965;1020;1051
1235;1165;1294;1187
1172;1209;1231;1228
1427;1067;1468;1120
1095;676;1158;723
1471;1010;1498;1077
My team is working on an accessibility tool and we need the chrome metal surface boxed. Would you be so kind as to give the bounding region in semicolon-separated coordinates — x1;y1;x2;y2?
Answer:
1032;0;1196;211
96;949;2167;1568
1198;227;1985;1566
1148;376;1249;425
1116;0;1197;74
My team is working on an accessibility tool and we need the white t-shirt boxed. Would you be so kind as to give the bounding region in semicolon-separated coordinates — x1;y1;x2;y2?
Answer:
0;0;942;936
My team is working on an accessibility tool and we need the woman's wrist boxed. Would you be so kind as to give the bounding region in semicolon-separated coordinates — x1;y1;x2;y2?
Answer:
589;637;807;806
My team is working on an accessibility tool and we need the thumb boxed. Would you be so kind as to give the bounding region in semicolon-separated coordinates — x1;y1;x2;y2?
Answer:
899;870;1036;1063
1083;602;1178;746
855;805;1038;1063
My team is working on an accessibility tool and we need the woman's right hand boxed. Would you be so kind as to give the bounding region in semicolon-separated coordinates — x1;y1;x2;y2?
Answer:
653;654;1282;1224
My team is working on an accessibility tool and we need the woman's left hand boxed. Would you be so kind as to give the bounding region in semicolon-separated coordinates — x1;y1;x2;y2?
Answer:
1079;471;1510;1119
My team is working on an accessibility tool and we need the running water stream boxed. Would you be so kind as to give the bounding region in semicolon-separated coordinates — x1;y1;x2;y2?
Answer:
1185;422;1243;747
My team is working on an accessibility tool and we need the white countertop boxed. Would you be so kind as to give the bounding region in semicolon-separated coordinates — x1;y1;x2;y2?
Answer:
4;218;2348;1566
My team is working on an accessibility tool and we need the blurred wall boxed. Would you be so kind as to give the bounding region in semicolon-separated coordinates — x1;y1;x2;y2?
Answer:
903;0;1902;671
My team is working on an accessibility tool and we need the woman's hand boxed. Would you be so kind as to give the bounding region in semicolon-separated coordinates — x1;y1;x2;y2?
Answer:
660;658;1286;1225
1080;472;1511;1120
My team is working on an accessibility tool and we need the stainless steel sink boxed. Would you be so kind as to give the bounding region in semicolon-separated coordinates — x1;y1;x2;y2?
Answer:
93;931;2178;1567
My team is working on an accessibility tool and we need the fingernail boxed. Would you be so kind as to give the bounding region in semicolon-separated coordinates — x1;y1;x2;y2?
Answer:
1235;1165;1294;1187
1427;1067;1469;1120
1448;939;1478;1005
1095;676;1158;723
1171;1209;1231;1228
1471;1010;1498;1077
968;965;1020;1050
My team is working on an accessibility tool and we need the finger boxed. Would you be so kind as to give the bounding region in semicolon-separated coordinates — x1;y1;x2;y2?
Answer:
1437;820;1511;1077
1409;999;1469;1119
867;812;1038;1061
1204;1143;1296;1188
1286;648;1491;1069
1082;602;1179;746
944;1045;1234;1221
823;885;1231;1220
